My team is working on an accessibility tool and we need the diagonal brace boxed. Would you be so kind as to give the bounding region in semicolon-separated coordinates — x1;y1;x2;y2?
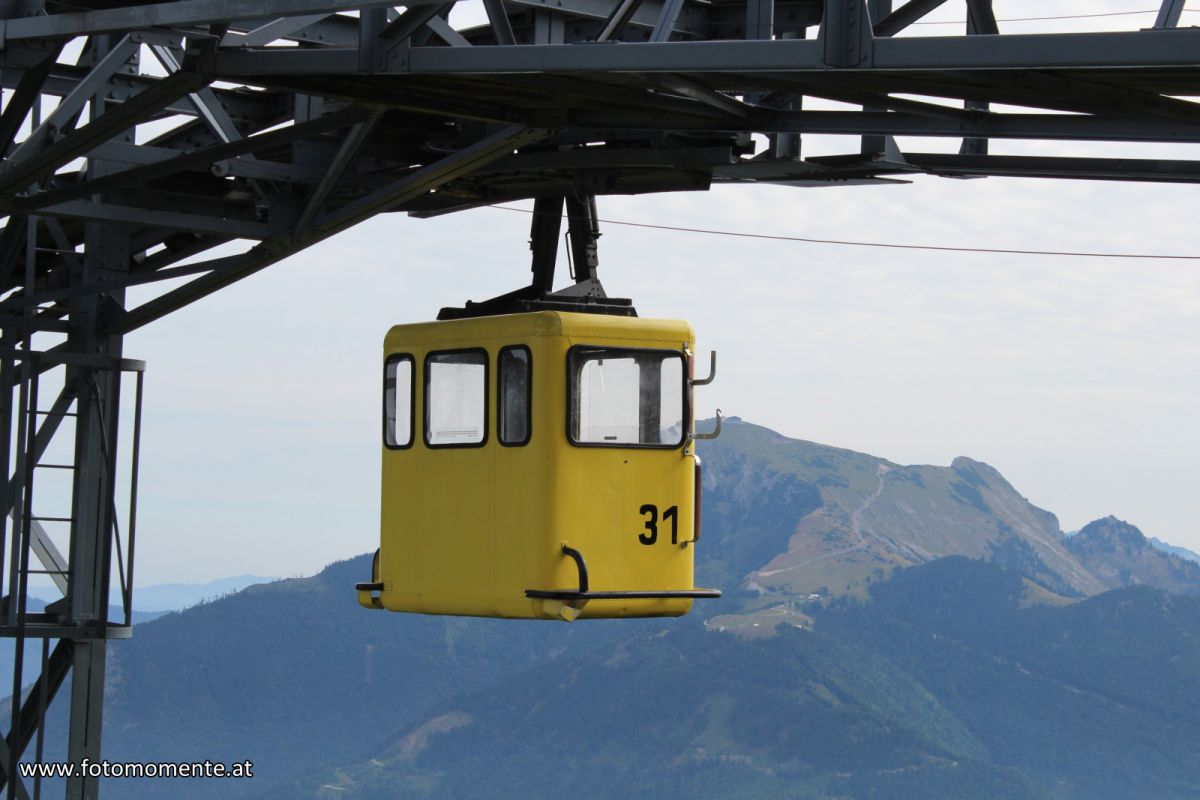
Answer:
0;0;427;42
482;0;516;45
316;126;549;231
221;13;334;46
0;44;65;155
596;0;647;42
0;70;208;194
655;74;750;118
649;0;687;42
1155;0;1186;29
3;35;138;171
110;127;551;335
149;43;271;204
149;45;244;145
27;519;69;596
872;0;948;36
295;111;384;232
380;2;456;44
965;0;997;35
0;639;71;797
14;109;364;212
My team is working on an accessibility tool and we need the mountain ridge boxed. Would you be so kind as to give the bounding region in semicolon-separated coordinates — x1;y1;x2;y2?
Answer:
702;419;1195;605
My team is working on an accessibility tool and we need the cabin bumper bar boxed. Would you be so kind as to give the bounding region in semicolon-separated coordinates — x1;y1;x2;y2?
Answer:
525;589;723;600
525;544;721;601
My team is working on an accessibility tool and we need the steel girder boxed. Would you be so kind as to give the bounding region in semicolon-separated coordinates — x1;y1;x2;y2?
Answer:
0;0;1196;316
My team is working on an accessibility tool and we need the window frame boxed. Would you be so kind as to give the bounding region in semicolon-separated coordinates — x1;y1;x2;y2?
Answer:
423;347;489;449
383;353;415;451
565;344;688;450
497;344;533;447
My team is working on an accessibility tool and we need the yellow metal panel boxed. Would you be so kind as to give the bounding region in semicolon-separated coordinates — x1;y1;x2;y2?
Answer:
491;335;553;614
376;311;700;620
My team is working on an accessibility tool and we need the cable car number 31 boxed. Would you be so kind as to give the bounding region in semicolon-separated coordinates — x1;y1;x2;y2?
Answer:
638;504;679;545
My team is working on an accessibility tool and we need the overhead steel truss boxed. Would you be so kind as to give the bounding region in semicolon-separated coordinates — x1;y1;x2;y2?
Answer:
2;0;1200;796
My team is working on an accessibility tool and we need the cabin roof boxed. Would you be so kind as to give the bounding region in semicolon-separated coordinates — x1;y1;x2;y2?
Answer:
384;311;693;348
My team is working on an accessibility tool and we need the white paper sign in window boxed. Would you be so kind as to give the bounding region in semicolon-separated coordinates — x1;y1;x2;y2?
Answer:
426;351;487;446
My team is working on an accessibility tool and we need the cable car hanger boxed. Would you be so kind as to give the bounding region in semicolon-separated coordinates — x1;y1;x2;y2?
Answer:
438;194;637;320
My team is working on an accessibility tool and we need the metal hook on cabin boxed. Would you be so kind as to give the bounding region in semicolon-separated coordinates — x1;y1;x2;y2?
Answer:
560;544;590;594
692;409;722;441
690;350;717;386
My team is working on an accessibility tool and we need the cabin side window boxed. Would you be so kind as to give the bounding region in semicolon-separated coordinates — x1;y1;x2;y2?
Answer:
384;355;414;449
425;350;488;447
498;346;531;446
568;347;685;448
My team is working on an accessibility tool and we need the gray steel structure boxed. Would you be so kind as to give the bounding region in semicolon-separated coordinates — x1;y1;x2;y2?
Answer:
1;0;1200;796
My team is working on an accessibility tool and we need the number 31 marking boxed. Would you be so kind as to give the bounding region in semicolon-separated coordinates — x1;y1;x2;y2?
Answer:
639;504;678;545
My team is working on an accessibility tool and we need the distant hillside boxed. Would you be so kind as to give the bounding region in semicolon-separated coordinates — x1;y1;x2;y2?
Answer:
26;575;276;615
264;558;1200;800
1065;516;1200;595
131;574;277;611
9;576;268;689
265;613;1043;800
0;600;163;693
1150;536;1200;564
823;558;1200;800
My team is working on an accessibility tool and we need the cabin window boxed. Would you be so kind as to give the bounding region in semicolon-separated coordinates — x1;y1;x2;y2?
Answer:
425;350;488;447
499;346;531;446
568;347;685;448
383;355;413;449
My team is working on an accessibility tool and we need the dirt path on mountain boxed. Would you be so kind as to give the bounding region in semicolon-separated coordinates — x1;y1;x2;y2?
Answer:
756;464;889;578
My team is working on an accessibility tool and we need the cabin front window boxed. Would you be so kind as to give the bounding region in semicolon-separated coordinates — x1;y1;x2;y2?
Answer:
425;350;488;447
568;347;685;447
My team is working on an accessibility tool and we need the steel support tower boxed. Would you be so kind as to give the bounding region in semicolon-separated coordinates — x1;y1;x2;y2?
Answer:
2;0;1200;796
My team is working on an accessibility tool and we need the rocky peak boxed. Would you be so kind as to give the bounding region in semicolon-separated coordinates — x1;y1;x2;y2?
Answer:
1073;516;1149;552
1064;516;1200;596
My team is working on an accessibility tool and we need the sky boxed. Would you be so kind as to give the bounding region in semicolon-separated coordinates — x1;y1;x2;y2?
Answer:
32;0;1200;586
112;170;1200;584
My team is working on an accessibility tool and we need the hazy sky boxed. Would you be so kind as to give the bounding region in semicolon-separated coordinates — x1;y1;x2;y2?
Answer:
60;1;1200;585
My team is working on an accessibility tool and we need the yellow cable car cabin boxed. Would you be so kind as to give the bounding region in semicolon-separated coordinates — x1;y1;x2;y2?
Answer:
356;311;721;621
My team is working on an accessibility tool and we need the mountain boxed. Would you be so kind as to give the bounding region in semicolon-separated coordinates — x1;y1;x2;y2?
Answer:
1065;516;1200;595
1150;536;1200;564
702;419;1105;600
